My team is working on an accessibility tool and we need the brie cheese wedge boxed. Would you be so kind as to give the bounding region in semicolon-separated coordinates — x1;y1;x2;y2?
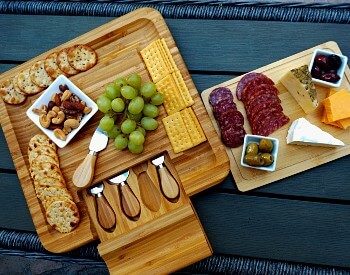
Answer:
286;118;345;147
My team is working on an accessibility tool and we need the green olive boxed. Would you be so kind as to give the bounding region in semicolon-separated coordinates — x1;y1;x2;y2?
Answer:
260;153;274;166
259;138;273;153
245;143;258;155
244;154;264;166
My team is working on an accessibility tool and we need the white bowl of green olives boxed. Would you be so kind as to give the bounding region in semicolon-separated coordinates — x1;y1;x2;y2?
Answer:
240;134;279;172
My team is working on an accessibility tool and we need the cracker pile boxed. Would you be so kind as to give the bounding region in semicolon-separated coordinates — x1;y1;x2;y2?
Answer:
163;107;206;153
0;44;97;105
140;39;193;115
28;134;80;233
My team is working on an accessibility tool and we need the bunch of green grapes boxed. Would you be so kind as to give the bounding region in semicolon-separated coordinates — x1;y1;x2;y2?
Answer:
96;73;164;154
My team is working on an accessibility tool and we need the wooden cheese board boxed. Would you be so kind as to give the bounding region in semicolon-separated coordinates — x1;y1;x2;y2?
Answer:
0;8;229;272
202;41;350;192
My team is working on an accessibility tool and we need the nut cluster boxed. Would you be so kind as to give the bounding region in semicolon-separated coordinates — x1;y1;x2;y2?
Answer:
33;84;92;141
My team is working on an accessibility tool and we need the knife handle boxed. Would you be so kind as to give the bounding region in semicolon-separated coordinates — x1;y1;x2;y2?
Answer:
158;166;180;201
118;183;141;220
94;194;116;232
73;151;96;189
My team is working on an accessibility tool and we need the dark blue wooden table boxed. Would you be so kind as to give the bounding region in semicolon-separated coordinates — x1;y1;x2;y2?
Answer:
1;4;350;273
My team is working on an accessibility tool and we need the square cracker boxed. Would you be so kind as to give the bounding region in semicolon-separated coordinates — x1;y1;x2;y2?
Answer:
140;40;170;83
172;70;194;107
163;112;193;153
157;39;177;73
156;74;186;115
180;107;207;146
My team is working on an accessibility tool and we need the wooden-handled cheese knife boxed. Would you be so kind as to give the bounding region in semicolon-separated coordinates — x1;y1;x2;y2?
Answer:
89;183;116;232
73;127;108;189
151;156;180;201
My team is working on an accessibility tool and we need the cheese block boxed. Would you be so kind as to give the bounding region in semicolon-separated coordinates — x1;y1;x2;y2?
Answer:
280;65;318;114
323;90;350;122
286;118;344;147
322;89;345;128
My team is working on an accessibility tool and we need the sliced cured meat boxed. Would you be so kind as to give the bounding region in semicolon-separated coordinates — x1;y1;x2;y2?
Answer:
236;72;262;101
241;76;275;103
247;99;282;120
209;87;233;106
221;125;246;148
218;110;244;129
212;99;236;114
243;84;279;105
254;114;290;136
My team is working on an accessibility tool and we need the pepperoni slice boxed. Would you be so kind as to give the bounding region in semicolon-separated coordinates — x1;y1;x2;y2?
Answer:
221;125;246;148
209;87;233;106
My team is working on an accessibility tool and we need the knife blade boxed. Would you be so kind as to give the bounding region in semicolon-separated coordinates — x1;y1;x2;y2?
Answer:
73;127;108;189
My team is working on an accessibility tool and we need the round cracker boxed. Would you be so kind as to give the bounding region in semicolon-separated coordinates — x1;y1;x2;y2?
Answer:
67;44;97;72
30;60;54;88
17;68;43;95
28;145;59;165
13;74;26;95
29;134;57;151
36;186;72;206
57;48;79;76
0;78;26;105
44;52;66;79
30;162;63;182
46;199;80;233
31;154;60;168
34;176;65;189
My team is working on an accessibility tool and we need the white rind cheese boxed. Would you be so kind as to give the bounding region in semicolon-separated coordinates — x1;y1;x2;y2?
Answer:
286;118;345;147
280;65;318;114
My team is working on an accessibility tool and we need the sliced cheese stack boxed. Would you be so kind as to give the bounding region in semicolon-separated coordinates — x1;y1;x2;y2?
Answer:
322;89;350;130
280;65;318;114
286;118;344;147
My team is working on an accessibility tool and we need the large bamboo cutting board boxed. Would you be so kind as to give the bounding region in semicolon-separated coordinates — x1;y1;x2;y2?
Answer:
201;41;350;192
0;8;229;253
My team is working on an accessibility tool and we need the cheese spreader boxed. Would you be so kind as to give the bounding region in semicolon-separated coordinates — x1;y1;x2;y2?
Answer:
151;155;180;201
107;170;141;220
73;127;108;189
88;183;116;232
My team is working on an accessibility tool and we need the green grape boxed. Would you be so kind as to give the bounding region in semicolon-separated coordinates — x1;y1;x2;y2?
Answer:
135;126;146;136
140;82;156;98
129;131;145;146
105;83;121;100
128;96;144;115
127;112;142;122
96;95;112;113
143;103;159;118
111;98;125;112
150;93;164;106
121;119;136;134
99;115;114;132
107;125;121;139
114;134;128;150
128;142;144;154
121;85;138;100
141;117;158;131
114;77;127;88
126;73;142;90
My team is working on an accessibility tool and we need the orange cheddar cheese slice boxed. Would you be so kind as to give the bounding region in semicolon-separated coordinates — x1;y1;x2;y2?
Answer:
323;90;350;122
322;89;342;128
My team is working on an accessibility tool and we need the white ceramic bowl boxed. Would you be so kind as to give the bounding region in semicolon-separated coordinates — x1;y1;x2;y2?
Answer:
26;75;98;148
308;48;348;88
240;134;279;172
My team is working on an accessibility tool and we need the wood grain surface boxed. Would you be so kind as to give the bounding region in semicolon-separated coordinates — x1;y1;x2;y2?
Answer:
0;8;229;254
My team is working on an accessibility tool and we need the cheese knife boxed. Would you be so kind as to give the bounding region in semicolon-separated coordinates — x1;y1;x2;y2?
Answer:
88;183;116;232
73;127;108;189
151;156;180;201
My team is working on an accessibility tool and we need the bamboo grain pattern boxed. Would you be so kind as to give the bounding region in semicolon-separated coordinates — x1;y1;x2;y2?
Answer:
202;41;350;192
0;8;229;253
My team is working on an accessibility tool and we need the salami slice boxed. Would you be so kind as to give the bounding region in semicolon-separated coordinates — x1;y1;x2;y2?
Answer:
247;99;282;120
236;72;262;101
254;114;289;136
212;99;236;113
243;84;279;106
218;110;244;129
221;125;246;148
209;87;233;106
241;76;275;103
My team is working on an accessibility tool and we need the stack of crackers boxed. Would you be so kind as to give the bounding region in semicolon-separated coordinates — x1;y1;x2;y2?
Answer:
0;44;97;105
141;39;206;153
28;134;80;233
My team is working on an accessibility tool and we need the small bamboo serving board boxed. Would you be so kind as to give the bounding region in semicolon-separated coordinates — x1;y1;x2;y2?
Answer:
0;7;229;270
201;41;350;192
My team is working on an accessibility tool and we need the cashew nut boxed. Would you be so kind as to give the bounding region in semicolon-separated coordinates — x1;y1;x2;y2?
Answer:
53;129;66;141
52;106;60;113
39;110;57;128
51;111;65;124
64;118;80;130
61;90;72;102
83;106;92;114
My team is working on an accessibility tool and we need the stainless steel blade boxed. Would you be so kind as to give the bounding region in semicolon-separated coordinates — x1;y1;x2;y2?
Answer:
108;170;130;185
89;127;108;153
151;155;164;167
89;183;104;196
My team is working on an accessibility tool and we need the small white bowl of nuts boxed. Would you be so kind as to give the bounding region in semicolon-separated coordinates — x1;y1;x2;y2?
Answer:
26;75;98;148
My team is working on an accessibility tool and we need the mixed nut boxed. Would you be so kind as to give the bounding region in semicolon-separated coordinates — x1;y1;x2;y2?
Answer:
33;84;92;140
